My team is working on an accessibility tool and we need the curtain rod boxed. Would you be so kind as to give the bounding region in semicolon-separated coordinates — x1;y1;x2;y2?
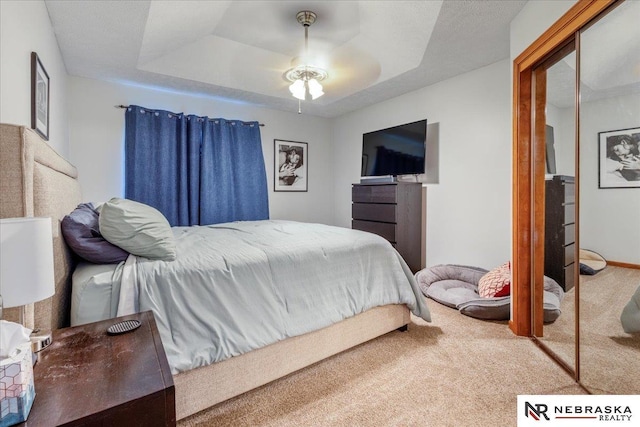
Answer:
115;105;265;127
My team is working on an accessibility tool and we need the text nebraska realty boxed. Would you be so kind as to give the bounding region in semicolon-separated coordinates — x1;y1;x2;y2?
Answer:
526;403;633;421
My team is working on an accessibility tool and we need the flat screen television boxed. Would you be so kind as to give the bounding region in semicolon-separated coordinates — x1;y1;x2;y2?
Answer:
361;119;427;178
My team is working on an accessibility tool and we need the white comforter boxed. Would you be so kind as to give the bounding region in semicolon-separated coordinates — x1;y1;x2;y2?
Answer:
118;220;430;373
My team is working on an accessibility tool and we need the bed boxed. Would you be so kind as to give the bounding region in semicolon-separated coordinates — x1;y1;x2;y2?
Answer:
0;123;430;420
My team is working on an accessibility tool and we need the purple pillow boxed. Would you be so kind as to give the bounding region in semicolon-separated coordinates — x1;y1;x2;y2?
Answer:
61;203;129;264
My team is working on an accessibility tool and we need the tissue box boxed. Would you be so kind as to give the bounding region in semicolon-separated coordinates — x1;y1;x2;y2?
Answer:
0;343;35;427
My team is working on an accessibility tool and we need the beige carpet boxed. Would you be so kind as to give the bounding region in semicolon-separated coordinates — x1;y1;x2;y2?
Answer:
179;300;584;427
543;266;640;395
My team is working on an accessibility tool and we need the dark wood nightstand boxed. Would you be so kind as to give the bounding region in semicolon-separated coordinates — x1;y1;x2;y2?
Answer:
19;311;175;426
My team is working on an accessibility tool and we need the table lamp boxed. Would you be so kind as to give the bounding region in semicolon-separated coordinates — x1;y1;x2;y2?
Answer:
0;217;55;352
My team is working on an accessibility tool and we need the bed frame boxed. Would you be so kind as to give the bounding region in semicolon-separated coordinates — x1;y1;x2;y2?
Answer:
0;123;410;420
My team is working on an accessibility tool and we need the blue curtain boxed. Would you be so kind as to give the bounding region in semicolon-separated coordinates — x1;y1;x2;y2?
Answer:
200;119;269;224
125;105;269;226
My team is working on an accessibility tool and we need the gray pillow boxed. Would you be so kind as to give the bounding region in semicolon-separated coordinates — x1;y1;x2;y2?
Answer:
61;203;129;264
99;198;176;261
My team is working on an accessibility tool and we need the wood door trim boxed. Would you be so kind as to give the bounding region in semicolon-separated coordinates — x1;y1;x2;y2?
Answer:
510;0;615;337
514;0;614;71
510;65;533;336
533;66;546;337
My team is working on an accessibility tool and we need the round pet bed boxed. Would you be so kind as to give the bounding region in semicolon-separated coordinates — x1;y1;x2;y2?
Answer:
579;249;607;275
415;264;564;323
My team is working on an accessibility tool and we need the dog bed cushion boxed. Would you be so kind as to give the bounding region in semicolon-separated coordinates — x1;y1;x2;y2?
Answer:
425;279;483;309
543;291;562;324
416;264;564;322
579;249;607;275
458;297;511;320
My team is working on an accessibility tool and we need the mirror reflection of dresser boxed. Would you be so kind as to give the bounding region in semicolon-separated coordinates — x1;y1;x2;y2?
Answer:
544;175;575;292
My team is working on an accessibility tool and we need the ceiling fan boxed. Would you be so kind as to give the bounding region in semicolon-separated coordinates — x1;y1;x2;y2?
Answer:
283;11;328;113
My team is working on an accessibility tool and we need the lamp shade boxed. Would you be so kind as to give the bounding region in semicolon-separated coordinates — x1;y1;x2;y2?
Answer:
0;217;55;308
307;78;324;100
289;79;306;100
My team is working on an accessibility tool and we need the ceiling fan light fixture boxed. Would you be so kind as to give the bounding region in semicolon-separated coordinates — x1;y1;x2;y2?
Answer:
283;10;328;105
289;79;306;100
307;78;324;100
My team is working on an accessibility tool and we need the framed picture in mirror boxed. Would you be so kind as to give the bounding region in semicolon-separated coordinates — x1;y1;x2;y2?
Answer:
598;127;640;188
31;52;50;141
545;125;557;174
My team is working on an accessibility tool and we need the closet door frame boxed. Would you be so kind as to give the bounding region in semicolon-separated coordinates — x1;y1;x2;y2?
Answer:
511;0;615;338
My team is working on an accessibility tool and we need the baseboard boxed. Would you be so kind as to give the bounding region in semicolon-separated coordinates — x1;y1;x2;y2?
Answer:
607;261;640;270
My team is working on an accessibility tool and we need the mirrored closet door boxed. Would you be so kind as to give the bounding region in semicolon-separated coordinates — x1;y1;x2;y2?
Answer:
512;0;638;390
578;0;640;394
534;47;577;373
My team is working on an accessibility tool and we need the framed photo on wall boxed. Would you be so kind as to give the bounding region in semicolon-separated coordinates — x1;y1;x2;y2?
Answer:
31;52;50;140
274;139;308;192
598;127;640;189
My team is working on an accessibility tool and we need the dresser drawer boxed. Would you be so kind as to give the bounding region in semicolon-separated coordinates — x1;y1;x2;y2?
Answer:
564;243;575;267
563;182;575;204
352;203;397;223
564;182;576;202
352;185;397;203
564;203;575;224
352;220;396;242
563;263;575;291
564;223;575;245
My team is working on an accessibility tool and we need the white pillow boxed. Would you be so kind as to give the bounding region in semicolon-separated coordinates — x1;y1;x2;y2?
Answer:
99;198;176;261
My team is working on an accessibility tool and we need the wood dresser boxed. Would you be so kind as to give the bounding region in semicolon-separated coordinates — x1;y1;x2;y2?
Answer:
351;182;423;273
544;175;576;291
19;311;175;427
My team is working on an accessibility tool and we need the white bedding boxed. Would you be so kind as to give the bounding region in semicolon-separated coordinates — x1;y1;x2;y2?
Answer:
74;220;431;374
71;262;124;326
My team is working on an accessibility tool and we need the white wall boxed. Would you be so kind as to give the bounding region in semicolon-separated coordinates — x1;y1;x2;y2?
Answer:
510;1;577;60
0;0;69;157
579;93;640;264
68;77;335;224
332;60;512;269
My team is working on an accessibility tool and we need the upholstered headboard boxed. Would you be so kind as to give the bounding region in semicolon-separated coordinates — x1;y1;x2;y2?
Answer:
0;123;82;330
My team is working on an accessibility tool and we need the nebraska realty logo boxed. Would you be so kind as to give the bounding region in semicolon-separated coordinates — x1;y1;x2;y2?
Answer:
518;395;638;426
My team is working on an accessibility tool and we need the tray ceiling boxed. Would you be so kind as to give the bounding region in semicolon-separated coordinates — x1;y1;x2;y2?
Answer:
45;0;529;117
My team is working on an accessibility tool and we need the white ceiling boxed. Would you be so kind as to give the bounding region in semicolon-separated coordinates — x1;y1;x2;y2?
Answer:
545;0;640;109
45;0;529;117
